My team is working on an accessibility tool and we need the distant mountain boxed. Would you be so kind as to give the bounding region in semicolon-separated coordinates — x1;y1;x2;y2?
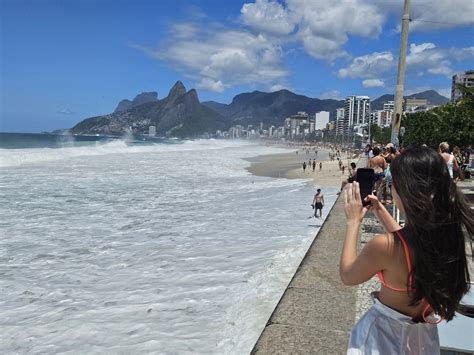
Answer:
202;89;344;125
201;100;230;114
371;90;449;110
114;91;158;112
71;86;451;138
71;82;227;137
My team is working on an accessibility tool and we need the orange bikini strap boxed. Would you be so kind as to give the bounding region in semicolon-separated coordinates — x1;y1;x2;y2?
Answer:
394;230;414;290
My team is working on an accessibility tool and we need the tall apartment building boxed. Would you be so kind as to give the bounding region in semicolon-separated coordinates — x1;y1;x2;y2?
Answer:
383;101;394;111
288;111;309;138
451;70;474;102
335;107;347;137
315;111;330;131
344;96;371;128
371;110;393;128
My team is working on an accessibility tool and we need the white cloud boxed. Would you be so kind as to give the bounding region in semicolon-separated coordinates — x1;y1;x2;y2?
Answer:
338;51;394;78
362;79;385;88
197;78;225;93
241;0;294;35
131;24;288;92
409;0;474;32
240;0;385;61
406;43;456;77
131;2;474;94
298;27;349;61
374;0;474;33
427;65;452;76
269;84;290;92
406;43;439;67
290;0;385;61
319;90;342;100
57;108;74;115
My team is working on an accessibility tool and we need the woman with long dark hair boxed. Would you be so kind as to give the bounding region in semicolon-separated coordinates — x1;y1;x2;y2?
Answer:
340;146;473;353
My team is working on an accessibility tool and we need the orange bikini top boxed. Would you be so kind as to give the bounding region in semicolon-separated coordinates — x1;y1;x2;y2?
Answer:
376;229;442;324
376;229;414;292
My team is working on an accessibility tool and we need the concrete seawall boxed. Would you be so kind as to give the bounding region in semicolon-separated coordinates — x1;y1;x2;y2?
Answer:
251;173;474;354
251;193;355;354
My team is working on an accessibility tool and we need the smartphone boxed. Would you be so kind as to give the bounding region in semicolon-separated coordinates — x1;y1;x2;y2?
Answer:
355;168;375;206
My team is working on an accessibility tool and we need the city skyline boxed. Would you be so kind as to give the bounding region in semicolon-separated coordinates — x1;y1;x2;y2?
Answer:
1;0;473;132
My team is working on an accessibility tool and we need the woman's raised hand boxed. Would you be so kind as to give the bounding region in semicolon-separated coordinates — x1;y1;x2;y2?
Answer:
343;182;371;223
365;194;382;212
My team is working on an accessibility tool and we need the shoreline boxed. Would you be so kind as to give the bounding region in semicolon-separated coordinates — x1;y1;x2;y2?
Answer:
245;146;361;188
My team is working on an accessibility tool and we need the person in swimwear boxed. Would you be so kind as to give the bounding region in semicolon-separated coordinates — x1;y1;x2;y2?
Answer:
340;146;472;354
312;189;324;218
368;146;386;195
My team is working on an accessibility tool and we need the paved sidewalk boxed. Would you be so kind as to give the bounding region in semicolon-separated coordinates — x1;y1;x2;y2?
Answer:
252;169;474;354
251;194;355;354
458;178;474;204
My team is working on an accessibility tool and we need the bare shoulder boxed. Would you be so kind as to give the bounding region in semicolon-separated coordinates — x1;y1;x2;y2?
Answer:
363;233;392;256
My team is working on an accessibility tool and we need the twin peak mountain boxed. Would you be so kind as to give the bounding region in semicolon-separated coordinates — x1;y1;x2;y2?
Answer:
71;81;449;138
71;81;225;137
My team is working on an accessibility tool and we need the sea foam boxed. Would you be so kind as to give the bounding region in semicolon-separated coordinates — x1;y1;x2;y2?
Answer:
0;140;336;353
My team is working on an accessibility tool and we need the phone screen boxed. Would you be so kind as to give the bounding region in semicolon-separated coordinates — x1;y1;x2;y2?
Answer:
355;168;375;206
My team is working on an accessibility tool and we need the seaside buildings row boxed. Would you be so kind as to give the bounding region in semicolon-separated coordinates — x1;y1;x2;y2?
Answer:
219;69;474;141
219;95;435;142
146;70;471;140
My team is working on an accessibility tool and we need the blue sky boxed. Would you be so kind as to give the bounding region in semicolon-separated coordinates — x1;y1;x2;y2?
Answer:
1;0;473;132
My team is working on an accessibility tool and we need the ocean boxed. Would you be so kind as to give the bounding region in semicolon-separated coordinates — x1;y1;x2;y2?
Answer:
0;133;336;354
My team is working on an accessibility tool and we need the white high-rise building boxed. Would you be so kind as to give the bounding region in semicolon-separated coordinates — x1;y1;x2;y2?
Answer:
345;96;370;127
451;70;474;102
371;110;393;128
383;101;394;111
149;126;156;137
315;111;330;131
269;125;275;137
336;107;347;137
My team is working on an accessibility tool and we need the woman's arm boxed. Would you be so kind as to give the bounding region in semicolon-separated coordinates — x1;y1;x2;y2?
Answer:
339;183;389;285
367;195;401;233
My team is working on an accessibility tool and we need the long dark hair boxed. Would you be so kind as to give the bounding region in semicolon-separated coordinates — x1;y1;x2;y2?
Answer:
390;146;473;321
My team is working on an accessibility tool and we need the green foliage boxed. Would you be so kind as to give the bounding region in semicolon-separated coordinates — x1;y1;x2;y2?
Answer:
401;85;474;148
370;124;391;145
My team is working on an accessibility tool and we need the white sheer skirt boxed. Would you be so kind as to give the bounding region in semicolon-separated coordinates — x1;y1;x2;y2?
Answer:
347;294;439;355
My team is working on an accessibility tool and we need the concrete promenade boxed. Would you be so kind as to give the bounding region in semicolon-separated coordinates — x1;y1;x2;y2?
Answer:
252;169;474;354
251;193;354;354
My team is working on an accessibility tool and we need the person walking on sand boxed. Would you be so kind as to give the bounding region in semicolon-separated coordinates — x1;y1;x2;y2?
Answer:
302;161;307;173
340;146;472;354
312;189;324;218
319;162;322;171
312;160;316;172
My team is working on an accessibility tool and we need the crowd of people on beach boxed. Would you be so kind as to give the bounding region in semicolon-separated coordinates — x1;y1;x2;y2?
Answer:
362;142;472;206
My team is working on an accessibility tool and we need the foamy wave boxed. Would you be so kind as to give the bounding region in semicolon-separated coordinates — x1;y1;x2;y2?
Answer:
0;139;259;168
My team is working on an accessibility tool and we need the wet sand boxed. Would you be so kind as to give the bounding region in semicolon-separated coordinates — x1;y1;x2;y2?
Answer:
246;148;361;188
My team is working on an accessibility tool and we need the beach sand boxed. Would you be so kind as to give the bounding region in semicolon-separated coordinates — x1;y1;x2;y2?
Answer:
246;148;360;188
